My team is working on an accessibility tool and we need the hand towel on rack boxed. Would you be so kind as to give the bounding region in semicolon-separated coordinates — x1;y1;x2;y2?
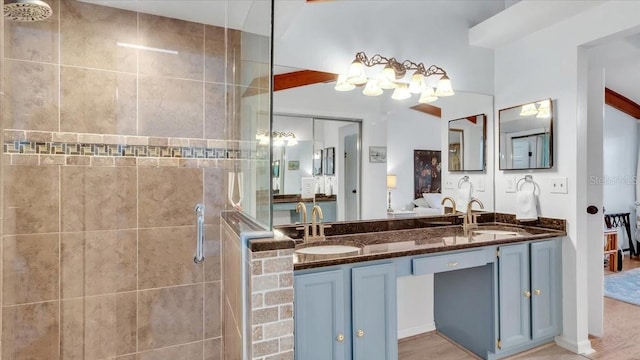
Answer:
455;183;472;212
516;187;538;221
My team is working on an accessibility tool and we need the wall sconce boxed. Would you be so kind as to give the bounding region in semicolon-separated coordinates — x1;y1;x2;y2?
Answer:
335;51;454;103
387;174;397;212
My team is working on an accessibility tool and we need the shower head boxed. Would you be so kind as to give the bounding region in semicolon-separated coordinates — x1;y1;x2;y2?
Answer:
4;0;52;22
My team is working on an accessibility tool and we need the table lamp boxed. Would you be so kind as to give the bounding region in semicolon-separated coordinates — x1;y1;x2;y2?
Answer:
387;175;397;212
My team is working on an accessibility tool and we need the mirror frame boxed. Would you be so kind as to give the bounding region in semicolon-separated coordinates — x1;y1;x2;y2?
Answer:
498;99;554;170
447;113;487;172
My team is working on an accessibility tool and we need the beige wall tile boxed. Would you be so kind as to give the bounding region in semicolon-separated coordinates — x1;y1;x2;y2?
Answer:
137;341;203;360
204;228;221;282
204;83;227;140
204;338;222;360
205;282;222;339
3;234;59;305
4;0;59;63
204;167;226;224
138;76;204;138
61;230;137;298
138;227;203;289
2;301;59;359
60;67;137;135
138;14;204;80
60;0;137;72
204;25;225;84
223;300;242;360
2;60;59;131
3;165;59;235
61;166;137;231
138;167;203;228
137;285;204;351
60;293;137;359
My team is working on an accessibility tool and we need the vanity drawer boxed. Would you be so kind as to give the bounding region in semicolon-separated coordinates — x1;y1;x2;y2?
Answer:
412;249;488;275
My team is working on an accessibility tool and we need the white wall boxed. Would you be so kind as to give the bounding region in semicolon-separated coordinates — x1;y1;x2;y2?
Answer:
487;1;640;354
603;105;637;249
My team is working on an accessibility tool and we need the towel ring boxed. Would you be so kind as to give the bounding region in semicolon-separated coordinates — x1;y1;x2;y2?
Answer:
457;175;470;189
517;175;539;195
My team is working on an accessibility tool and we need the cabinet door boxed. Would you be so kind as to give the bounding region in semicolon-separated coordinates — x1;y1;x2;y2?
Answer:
351;263;398;360
498;243;531;350
531;240;560;340
295;270;347;360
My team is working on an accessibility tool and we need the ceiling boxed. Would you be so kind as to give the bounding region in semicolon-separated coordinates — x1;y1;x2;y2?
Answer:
79;1;639;105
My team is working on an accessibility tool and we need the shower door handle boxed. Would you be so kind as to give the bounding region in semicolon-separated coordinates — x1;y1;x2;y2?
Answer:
194;204;205;264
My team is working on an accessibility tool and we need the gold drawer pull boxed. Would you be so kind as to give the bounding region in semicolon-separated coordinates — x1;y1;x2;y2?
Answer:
446;262;459;267
524;291;531;298
534;289;542;296
336;334;345;342
356;329;365;337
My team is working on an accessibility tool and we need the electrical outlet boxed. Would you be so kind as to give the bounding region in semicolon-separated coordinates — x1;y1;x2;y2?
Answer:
444;179;455;190
506;176;516;193
550;177;568;194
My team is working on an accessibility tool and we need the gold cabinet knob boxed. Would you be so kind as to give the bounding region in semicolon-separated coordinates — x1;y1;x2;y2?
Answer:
356;329;365;337
336;334;345;342
534;289;542;296
524;291;531;298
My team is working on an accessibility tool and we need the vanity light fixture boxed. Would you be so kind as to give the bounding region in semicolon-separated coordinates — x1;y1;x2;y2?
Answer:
335;51;455;103
255;130;298;146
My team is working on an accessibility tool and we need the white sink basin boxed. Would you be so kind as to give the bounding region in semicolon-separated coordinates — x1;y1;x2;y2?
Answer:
296;245;361;255
295;245;361;262
472;230;521;236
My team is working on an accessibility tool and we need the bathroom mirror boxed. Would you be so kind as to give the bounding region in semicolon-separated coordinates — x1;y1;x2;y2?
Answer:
313;149;323;175
499;99;553;170
324;147;335;175
448;114;486;171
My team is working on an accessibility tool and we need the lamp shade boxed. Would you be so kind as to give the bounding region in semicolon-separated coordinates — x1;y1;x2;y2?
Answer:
418;87;438;103
387;175;397;189
334;74;355;91
391;83;411;100
435;75;455;97
408;72;425;94
347;59;367;85
362;79;383;96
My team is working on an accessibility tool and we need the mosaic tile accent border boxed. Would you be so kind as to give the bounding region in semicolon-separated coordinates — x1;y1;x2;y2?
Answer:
3;130;269;167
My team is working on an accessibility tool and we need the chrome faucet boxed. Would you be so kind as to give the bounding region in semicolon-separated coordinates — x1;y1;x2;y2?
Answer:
462;198;484;233
441;196;457;215
295;202;310;240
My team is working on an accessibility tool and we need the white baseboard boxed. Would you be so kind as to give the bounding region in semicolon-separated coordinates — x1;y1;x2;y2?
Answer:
555;336;595;355
398;322;436;339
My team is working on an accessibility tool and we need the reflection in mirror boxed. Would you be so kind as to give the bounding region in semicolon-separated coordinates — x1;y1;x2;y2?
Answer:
324;147;335;175
499;99;553;170
313;150;323;175
448;114;486;171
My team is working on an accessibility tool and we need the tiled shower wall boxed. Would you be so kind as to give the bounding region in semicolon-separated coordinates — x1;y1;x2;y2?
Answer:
0;0;269;359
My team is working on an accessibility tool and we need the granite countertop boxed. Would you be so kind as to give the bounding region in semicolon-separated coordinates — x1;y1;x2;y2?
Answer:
291;222;566;270
272;194;337;203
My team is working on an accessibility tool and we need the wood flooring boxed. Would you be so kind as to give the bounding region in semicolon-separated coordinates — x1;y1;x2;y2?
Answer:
398;255;640;360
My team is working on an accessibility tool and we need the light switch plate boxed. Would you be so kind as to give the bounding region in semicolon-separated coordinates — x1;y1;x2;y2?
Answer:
550;177;568;194
506;176;516;193
474;177;485;192
444;178;455;190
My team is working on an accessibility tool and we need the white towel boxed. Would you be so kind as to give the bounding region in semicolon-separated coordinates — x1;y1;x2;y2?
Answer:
516;188;538;221
455;183;472;212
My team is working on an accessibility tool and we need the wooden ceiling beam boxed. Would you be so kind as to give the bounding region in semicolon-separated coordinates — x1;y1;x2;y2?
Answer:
605;87;640;119
410;104;442;118
274;70;338;91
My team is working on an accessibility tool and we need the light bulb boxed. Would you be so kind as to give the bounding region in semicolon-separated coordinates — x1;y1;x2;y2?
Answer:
391;83;411;100
362;79;383;96
418;87;438;103
435;75;454;97
408;72;425;94
334;74;355;91
346;59;367;85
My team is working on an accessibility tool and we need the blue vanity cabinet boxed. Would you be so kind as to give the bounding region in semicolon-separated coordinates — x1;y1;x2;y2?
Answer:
294;269;347;360
497;239;561;357
294;263;397;360
351;263;398;360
